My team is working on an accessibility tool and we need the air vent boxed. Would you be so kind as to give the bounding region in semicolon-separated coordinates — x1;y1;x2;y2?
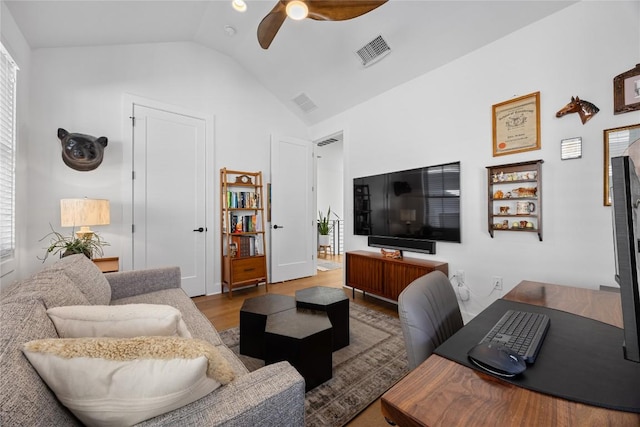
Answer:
356;35;391;67
292;93;318;114
317;137;338;147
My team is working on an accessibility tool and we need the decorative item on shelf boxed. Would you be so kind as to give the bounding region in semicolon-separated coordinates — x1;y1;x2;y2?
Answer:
492;92;541;157
555;96;599;124
235;174;252;184
57;128;108;171
381;248;402;259
613;63;640;115
513;187;537;198
516;201;536;215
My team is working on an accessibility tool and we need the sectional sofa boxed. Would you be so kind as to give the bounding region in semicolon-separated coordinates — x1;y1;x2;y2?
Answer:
0;254;305;426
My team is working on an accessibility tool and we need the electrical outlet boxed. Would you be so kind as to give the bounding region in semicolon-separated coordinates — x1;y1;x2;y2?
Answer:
456;270;465;284
492;276;503;290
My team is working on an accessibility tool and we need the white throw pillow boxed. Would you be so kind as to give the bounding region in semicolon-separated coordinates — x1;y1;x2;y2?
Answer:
23;336;235;427
47;304;191;338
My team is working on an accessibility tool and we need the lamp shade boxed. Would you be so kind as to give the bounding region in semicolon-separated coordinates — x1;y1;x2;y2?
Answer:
60;199;110;238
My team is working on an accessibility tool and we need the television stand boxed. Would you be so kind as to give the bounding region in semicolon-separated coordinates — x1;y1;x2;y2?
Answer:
345;250;448;301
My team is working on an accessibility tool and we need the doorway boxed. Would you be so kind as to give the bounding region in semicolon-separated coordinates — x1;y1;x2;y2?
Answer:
315;131;344;262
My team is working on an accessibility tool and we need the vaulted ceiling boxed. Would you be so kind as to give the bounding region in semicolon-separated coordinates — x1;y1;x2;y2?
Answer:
5;0;575;125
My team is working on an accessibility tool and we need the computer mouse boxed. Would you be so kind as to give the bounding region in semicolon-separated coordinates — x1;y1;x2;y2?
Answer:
467;342;526;377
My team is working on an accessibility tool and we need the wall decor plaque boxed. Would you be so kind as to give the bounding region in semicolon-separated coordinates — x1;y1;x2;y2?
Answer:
492;91;541;157
613;64;640;115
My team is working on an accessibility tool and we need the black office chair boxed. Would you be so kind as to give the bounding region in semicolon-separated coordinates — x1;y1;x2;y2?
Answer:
398;270;464;370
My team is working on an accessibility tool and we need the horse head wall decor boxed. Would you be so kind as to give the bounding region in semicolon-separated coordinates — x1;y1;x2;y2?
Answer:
57;128;108;171
555;96;600;125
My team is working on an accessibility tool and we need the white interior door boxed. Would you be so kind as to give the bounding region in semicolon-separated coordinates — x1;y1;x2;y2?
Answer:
270;136;315;282
132;104;206;296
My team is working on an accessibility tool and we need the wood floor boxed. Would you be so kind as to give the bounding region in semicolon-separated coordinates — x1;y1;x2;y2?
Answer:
192;254;399;427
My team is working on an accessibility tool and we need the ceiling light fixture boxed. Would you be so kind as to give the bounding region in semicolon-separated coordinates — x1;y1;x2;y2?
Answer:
286;1;309;20
231;0;247;13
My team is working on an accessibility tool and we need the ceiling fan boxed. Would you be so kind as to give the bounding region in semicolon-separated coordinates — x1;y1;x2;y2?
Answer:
257;0;388;49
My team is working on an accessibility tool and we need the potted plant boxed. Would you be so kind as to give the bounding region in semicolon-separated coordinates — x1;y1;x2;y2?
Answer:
39;224;109;262
318;207;333;247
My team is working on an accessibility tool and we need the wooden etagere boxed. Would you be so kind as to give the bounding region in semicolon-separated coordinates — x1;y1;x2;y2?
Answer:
487;159;543;241
220;168;267;298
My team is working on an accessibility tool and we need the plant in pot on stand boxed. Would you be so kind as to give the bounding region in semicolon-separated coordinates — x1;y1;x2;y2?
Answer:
318;207;333;250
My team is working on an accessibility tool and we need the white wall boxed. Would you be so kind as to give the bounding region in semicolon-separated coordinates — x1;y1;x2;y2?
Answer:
311;1;640;317
18;41;308;291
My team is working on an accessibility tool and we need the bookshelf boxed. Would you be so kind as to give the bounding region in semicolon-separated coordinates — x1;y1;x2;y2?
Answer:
220;168;268;298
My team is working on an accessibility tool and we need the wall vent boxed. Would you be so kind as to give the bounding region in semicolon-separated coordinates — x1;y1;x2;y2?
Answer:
291;93;318;113
356;35;391;67
317;137;338;147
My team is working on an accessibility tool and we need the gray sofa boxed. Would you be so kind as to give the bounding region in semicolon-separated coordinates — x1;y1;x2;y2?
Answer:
0;254;305;426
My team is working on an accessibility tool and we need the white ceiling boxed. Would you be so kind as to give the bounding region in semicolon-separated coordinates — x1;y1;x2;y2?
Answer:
5;0;576;125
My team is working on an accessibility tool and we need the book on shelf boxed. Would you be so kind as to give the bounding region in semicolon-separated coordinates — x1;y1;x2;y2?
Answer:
229;213;261;233
226;191;259;209
230;235;255;257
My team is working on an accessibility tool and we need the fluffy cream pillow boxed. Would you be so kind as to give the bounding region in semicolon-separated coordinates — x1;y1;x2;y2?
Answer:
47;304;191;338
23;336;235;427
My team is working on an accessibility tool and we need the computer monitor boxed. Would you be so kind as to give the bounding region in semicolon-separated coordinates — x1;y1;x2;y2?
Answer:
610;155;640;363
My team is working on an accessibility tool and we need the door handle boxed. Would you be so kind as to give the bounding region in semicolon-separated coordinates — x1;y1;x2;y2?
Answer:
273;224;284;229
193;227;204;232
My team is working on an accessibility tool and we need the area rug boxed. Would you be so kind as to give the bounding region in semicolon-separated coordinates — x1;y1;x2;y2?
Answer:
219;302;408;426
317;259;343;271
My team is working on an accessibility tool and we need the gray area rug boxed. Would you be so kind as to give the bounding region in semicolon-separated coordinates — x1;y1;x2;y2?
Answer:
219;302;408;426
317;260;343;271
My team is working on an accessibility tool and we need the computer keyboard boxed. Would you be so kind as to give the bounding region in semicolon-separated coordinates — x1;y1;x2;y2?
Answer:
479;309;550;363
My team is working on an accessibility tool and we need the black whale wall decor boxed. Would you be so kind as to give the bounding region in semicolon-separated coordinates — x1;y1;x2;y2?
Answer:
57;128;108;171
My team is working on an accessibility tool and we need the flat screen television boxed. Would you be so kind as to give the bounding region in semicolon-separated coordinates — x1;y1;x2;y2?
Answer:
353;161;461;254
610;155;640;363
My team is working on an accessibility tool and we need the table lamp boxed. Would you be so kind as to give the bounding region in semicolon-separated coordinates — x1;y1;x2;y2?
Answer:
60;198;110;239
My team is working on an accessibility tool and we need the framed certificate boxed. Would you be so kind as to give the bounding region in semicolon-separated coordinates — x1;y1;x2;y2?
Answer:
492;91;541;157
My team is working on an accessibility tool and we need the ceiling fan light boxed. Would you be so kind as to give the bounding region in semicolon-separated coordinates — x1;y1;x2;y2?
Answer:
286;1;309;20
231;0;247;13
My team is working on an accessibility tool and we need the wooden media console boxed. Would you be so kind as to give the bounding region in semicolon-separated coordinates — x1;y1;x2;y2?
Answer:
345;250;448;301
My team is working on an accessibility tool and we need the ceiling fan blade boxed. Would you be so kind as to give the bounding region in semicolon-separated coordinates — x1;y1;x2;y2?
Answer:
307;0;387;21
257;2;288;49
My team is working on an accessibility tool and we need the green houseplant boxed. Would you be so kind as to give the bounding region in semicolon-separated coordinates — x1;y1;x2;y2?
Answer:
39;224;109;262
318;207;333;247
318;207;333;236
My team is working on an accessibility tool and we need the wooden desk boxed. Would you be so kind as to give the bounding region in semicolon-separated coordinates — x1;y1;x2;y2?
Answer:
381;280;640;426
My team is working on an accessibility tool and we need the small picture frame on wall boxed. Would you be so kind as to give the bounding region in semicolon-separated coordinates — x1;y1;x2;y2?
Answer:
561;137;582;160
492;91;541;157
613;64;640;115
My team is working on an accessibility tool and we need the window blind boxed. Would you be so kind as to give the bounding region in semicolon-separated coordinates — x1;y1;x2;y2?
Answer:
0;44;17;260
